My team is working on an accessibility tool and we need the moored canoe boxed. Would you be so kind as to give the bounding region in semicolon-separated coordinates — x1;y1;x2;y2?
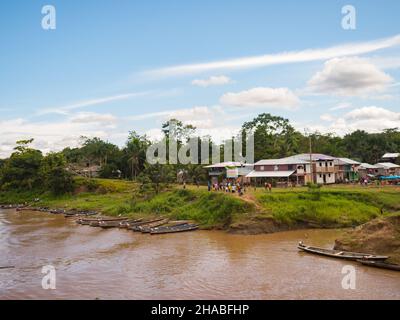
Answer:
298;242;389;261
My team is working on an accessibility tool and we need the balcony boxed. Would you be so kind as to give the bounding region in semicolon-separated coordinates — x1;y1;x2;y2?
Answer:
315;166;335;173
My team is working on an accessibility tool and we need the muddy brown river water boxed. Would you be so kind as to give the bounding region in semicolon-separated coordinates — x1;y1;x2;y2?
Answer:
0;209;399;299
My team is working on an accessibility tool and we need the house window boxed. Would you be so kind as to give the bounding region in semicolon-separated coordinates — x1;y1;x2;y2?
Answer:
328;174;331;177
330;162;333;166
319;162;322;167
319;174;322;178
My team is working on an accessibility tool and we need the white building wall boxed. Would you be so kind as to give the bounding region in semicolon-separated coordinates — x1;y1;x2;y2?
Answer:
316;173;335;184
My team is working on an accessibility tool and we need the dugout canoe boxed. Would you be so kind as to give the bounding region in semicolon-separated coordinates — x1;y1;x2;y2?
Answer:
138;219;170;233
357;259;400;271
298;242;389;261
150;223;199;235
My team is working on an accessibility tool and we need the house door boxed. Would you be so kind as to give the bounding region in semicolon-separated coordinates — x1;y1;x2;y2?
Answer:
323;174;327;184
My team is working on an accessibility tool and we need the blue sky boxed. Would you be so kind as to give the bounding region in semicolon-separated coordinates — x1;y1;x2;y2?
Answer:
0;0;399;156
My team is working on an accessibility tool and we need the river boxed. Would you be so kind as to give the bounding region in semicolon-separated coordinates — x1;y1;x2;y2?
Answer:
0;209;399;299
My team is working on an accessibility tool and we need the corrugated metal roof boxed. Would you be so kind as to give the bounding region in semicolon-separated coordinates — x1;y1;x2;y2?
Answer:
382;153;400;159
255;158;308;165
335;158;361;165
375;162;400;169
284;153;334;161
246;170;295;178
359;163;379;169
204;162;253;168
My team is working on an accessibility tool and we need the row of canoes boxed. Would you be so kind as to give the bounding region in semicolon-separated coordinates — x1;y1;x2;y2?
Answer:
298;242;400;271
1;204;27;209
76;216;199;235
10;205;199;234
15;206;99;217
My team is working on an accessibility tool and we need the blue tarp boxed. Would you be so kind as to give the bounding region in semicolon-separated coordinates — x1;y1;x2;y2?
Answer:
380;175;400;180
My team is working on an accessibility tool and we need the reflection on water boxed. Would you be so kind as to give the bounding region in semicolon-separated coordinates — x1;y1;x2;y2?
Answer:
0;209;399;300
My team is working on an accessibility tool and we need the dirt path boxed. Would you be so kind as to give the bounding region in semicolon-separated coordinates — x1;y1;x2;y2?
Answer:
236;192;264;213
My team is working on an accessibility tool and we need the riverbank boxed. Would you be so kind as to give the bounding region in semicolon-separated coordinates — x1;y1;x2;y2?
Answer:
1;178;399;233
334;214;400;264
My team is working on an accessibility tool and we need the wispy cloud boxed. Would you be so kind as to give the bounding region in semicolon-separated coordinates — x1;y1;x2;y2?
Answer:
191;75;232;87
220;87;300;109
37;91;151;115
143;34;400;77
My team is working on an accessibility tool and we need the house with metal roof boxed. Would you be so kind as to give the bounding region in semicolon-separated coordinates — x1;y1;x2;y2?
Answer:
381;153;400;164
357;163;379;179
246;158;308;186
246;153;361;186
334;158;361;182
374;162;400;176
204;162;254;184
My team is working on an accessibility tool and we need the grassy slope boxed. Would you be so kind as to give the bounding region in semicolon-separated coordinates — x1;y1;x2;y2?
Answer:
1;179;399;230
253;186;400;227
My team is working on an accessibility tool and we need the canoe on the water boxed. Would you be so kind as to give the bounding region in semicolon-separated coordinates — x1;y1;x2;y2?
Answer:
298;242;389;261
89;221;102;227
77;217;126;224
99;219;129;228
129;218;166;230
65;211;98;218
119;219;143;228
150;223;199;235
357;259;400;271
138;219;170;233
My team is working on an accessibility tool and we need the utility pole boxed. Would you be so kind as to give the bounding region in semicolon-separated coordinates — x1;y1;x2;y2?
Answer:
305;129;313;184
309;135;313;184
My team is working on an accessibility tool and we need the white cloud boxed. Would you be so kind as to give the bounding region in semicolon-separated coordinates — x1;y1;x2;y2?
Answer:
307;57;393;96
344;106;400;121
37;91;150;115
303;106;400;135
70;112;118;125
220;87;299;108
191;75;232;87
144;34;400;77
128;106;223;129
0;116;125;158
329;102;353;111
370;56;400;70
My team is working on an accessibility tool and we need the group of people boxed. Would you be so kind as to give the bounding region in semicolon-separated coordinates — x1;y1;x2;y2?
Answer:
208;180;247;196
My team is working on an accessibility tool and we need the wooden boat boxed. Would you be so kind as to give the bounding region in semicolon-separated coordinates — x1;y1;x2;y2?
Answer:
65;211;98;218
357;259;400;271
99;219;129;228
297;242;389;261
118;219;143;228
128;218;166;230
138;219;170;233
77;216;126;224
150;223;199;235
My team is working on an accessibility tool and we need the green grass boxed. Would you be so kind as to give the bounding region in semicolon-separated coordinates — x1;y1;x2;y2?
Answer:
254;186;399;227
1;179;399;229
130;188;255;228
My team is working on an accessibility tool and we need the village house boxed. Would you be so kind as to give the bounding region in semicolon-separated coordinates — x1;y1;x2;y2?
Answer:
381;153;400;165
357;163;379;179
374;162;400;176
245;158;309;186
204;162;254;184
334;158;361;182
245;153;363;186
